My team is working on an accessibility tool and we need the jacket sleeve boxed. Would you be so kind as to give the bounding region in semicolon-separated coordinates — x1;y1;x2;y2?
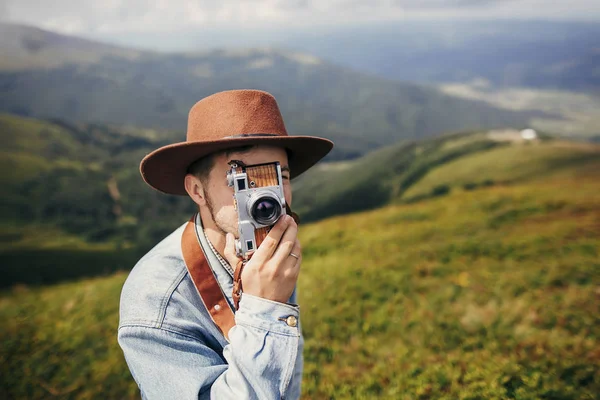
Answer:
118;293;302;400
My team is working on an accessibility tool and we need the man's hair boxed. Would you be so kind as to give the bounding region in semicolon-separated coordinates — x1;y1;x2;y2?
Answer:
187;145;256;184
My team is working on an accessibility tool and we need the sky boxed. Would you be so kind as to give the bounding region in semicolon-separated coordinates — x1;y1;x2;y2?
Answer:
1;0;599;49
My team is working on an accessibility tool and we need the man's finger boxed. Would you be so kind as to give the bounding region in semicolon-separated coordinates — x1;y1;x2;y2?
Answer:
223;232;241;267
290;240;302;266
252;215;292;264
279;239;302;273
270;224;299;266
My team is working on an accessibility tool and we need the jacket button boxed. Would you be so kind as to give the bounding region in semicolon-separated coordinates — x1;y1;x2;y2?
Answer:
285;316;298;327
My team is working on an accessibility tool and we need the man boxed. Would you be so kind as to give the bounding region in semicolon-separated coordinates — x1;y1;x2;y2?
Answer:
118;90;333;399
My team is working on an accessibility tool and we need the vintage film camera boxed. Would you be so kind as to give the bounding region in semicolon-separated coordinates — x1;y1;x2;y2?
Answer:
227;160;287;259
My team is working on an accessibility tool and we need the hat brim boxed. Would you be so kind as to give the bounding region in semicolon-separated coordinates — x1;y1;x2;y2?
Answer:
140;135;334;195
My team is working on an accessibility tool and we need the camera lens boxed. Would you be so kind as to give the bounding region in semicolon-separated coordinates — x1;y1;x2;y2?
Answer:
251;197;282;225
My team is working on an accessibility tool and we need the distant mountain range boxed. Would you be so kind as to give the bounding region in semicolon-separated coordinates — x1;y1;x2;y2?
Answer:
0;22;539;161
276;20;600;92
0;23;147;70
29;20;598;92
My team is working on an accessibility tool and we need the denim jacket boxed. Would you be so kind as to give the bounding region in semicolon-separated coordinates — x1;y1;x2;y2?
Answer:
118;215;304;399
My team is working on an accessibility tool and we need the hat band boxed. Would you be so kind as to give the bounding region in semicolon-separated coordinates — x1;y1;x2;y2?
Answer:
224;133;282;139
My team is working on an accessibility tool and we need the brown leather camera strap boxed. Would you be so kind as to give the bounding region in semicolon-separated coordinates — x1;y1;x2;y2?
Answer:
181;208;300;340
181;216;235;341
232;260;245;310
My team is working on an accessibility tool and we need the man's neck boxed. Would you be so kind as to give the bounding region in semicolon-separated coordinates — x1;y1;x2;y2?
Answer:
199;209;227;259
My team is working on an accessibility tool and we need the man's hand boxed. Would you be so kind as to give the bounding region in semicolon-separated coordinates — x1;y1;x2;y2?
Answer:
224;215;302;303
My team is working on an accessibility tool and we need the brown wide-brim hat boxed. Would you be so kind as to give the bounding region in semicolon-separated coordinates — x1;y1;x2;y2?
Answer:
140;89;334;195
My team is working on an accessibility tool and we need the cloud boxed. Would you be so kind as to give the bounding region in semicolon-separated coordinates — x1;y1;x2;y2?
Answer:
400;0;513;8
0;0;9;20
1;0;599;36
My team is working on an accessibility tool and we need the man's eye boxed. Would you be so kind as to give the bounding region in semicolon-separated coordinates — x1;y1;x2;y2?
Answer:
282;175;290;181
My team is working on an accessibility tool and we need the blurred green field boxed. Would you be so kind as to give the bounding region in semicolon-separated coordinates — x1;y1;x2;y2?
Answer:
403;141;600;201
1;164;598;399
292;132;600;224
299;173;599;399
0;113;195;253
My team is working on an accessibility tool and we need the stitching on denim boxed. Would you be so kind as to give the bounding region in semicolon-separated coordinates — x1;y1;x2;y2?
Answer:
235;321;299;337
118;323;204;343
119;321;213;344
119;318;159;328
160;322;211;343
280;334;298;396
156;264;188;328
242;293;300;313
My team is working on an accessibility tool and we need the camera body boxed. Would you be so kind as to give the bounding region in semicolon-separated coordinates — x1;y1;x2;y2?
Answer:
227;160;287;259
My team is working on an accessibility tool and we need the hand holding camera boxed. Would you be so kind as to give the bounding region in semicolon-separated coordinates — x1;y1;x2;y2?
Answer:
224;160;302;304
224;215;301;304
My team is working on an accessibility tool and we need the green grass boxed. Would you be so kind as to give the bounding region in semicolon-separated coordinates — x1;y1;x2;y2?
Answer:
1;170;598;399
0;223;147;288
298;174;599;399
402;141;600;201
0;151;51;184
0;114;85;187
293;133;600;223
292;130;496;221
0;248;142;288
0;273;136;399
0;113;196;246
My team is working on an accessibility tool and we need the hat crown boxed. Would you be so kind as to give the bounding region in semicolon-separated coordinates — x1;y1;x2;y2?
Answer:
187;90;288;142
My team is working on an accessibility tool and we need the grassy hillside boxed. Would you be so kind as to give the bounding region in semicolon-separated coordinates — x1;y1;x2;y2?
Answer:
0;113;193;261
0;23;537;161
299;172;600;399
292;131;600;222
3;115;598;288
292;130;498;221
1;164;598;398
402;141;600;201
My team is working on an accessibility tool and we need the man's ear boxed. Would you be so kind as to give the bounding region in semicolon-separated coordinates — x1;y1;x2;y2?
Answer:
184;174;207;207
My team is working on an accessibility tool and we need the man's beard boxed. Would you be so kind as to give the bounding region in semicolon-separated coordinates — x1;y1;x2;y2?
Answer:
205;191;237;237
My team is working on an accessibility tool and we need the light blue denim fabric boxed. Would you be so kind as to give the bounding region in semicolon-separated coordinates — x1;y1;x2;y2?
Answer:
118;215;304;399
